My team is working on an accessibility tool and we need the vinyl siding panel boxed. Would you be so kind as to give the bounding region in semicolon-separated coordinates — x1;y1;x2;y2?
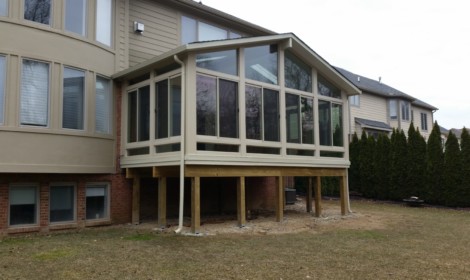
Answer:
412;107;433;139
350;92;388;135
115;0;129;71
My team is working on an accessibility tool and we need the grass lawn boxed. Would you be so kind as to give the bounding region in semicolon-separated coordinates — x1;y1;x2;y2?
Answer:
1;200;469;280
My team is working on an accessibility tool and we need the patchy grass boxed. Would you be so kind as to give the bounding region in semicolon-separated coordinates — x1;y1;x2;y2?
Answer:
0;200;469;280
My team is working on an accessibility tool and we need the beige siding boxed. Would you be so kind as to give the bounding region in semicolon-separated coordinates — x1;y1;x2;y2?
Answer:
115;0;130;71
349;92;388;135
412;107;434;140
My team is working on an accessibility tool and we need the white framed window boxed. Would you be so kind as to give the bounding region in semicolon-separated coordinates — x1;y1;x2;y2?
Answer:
401;101;410;121
349;95;360;106
20;59;50;127
0;55;5;125
286;51;312;93
0;0;8;16
128;85;150;142
286;93;314;144
389;100;397;120
86;184;109;220
49;184;75;223
63;67;85;130
24;0;51;25
9;185;38;226
155;76;181;139
319;100;343;147
95;76;112;134
65;0;87;36
421;112;428;131
96;0;112;46
245;84;279;142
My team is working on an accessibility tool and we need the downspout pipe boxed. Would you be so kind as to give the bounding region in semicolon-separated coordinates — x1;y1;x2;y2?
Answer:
174;55;185;234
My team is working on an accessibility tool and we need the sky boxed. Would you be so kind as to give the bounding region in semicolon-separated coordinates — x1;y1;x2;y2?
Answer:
201;0;470;130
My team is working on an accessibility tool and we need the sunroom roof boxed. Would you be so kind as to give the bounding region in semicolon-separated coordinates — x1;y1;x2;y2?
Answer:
113;33;361;96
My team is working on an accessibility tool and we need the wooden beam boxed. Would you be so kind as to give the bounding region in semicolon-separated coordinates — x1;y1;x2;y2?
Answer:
339;175;347;215
132;175;141;225
314;176;322;217
237;176;246;227
191;177;201;234
157;177;167;228
185;165;281;177
275;176;284;222
306;177;313;213
153;166;180;178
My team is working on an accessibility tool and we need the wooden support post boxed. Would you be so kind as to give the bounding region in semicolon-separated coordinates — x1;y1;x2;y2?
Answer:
132;174;141;225
237;176;246;227
276;176;284;222
314;176;322;217
191;177;201;234
339;175;347;215
306;177;313;213
157;177;167;228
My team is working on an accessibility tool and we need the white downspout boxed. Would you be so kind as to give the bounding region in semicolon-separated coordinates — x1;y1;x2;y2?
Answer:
174;55;185;234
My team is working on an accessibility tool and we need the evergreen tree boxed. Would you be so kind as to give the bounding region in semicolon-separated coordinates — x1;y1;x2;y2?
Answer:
460;128;470;206
426;121;444;204
375;133;391;200
358;131;375;197
389;129;408;200
443;131;462;206
406;123;427;198
348;133;360;193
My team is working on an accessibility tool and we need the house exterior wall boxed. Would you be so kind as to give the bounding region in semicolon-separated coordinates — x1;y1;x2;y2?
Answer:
349;92;388;136
412;106;433;140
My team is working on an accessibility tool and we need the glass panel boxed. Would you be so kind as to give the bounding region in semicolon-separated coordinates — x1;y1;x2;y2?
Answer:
285;50;312;92
196;75;217;136
245;45;278;84
263;89;279;142
332;103;343;147
95;76;111;134
245;85;262;140
246;146;280;155
128;90;137;142
181;16;197;44
319;100;331;146
0;0;8;16
196;50;237;76
138;86;150;141
197;143;239;152
86;185;107;220
50;185;74;223
170;77;181;136
389;100;397;119
24;0;51;25
219;79;238;138
198;22;227;41
65;0;86;36
127;147;149;156
63;67;85;130
286;93;300;143
318;75;341;98
156;79;169;139
229;31;241;39
0;56;5;124
320;151;343;158
301;97;314;144
287;149;314;156
9;186;37;226
156;143;180;153
401;101;410;121
96;0;112;46
21;59;49;127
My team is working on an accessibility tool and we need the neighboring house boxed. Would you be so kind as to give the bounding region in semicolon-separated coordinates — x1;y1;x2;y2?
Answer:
336;67;438;140
0;0;360;235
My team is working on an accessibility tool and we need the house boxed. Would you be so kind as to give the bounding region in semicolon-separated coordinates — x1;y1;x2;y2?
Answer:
0;0;361;235
336;67;438;140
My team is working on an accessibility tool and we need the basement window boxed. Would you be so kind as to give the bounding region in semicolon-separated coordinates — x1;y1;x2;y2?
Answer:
9;185;38;226
86;184;108;220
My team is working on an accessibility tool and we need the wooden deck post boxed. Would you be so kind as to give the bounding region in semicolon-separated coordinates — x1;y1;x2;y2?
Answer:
132;175;141;225
314;176;322;217
306;177;313;213
340;175;347;215
237;176;246;227
276;176;284;222
157;177;167;228
191;177;201;234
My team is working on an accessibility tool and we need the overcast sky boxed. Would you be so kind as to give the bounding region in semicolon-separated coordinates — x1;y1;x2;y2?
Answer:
201;0;469;130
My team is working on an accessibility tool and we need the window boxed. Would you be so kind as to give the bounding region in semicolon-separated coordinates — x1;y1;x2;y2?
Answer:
349;95;360;106
196;75;238;138
65;0;86;36
318;75;340;98
156;76;181;139
199;22;226;41
21;59;49;127
389;100;397;120
245;45;278;85
0;55;5;125
50;185;75;223
196;50;238;76
319;100;343;147
0;0;8;16
86;184;108;220
95;76;112;134
285;50;312;92
181;16;241;44
9;185;38;226
401;101;410;121
24;0;50;25
245;85;279;141
96;0;112;46
63;67;85;130
286;94;314;144
128;85;150;142
421;112;428;131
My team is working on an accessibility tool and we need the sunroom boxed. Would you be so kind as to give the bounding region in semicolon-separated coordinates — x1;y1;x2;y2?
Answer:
114;33;361;233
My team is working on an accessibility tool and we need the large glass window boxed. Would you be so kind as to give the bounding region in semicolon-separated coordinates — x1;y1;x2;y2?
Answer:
181;16;241;44
196;50;237;76
319;100;343;147
285;50;312;92
65;0;86;36
302;97;314;144
95;76;112;134
263;89;280;142
128;85;150;142
96;0;112;46
286;94;314;144
318;75;341;99
156;76;181;139
389;100;398;120
421;112;428;131
245;45;278;85
401;101;410;121
0;55;5;125
9;185;38;226
197;75;238;138
86;184;108;220
332;103;343;146
181;16;197;44
0;0;8;16
199;22;226;41
21;59;49;127
245;85;279;142
50;185;75;223
63;67;85;130
24;0;51;25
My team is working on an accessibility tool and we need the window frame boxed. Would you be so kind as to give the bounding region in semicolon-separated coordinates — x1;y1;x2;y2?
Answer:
389;99;398;120
85;183;109;221
49;183;76;224
64;0;87;36
318;99;343;147
349;95;360;107
127;84;150;143
95;75;112;134
401;100;410;121
420;112;428;131
23;0;52;26
155;75;182;140
95;0;112;47
62;66;86;130
9;184;39;227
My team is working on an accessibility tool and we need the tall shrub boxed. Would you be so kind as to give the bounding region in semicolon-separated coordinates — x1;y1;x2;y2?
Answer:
349;133;360;193
375;133;391;199
460;128;470;206
406;124;427;197
443;131;462;206
389;129;408;200
426;121;444;204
